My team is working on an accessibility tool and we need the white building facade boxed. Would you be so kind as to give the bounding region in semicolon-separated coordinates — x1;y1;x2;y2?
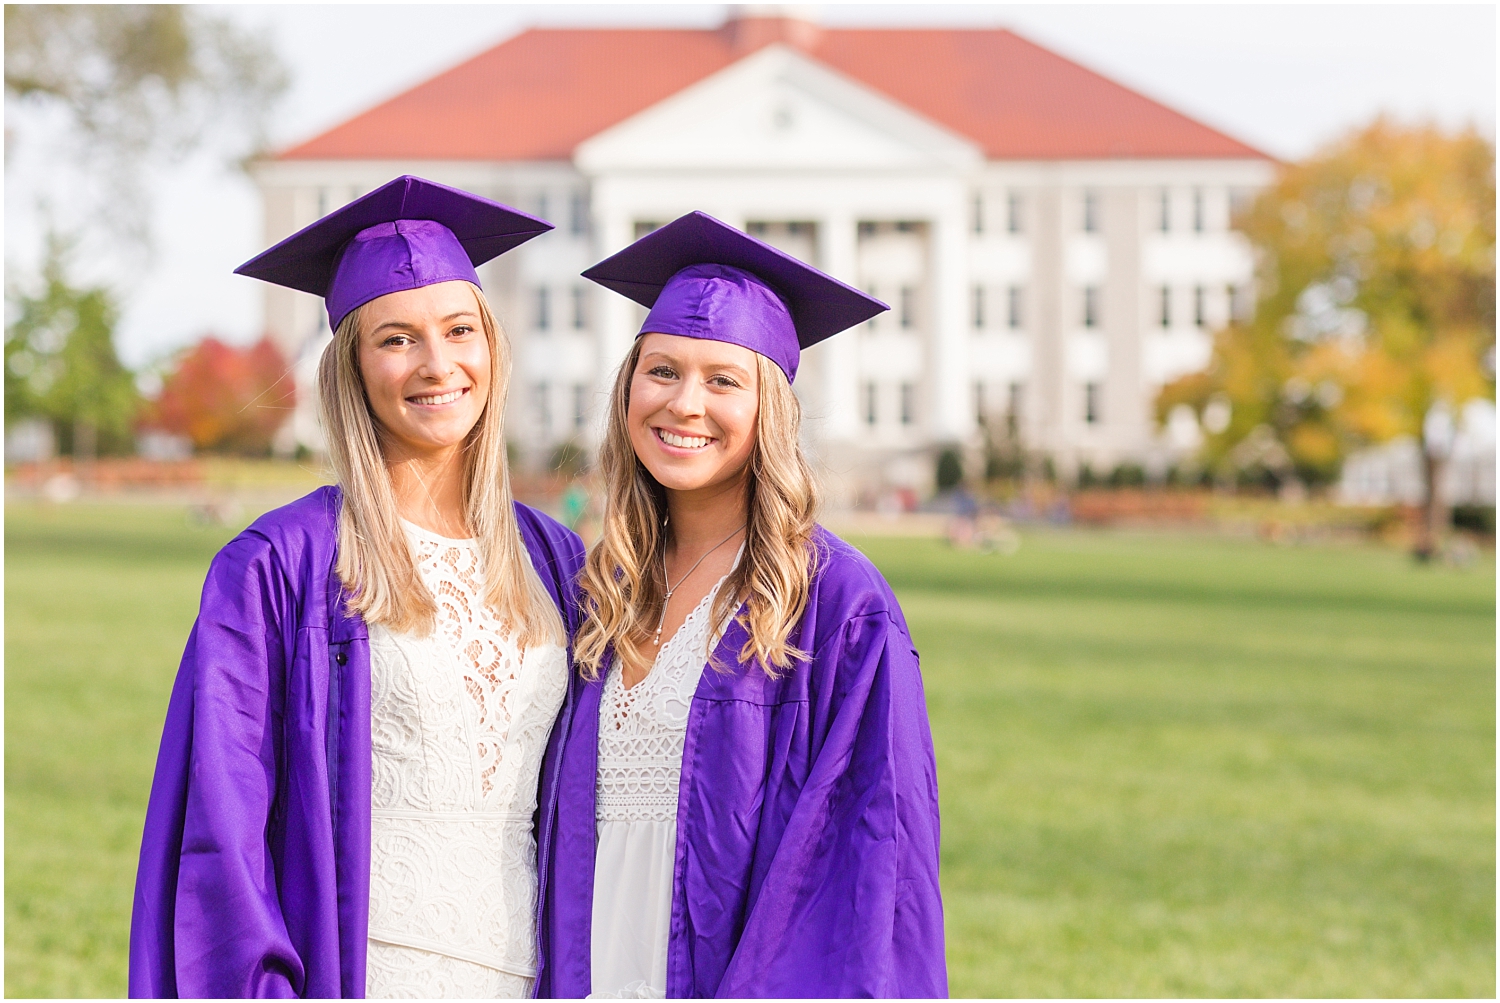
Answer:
250;16;1274;500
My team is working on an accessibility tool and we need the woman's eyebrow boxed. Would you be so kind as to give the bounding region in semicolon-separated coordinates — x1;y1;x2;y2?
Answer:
369;310;479;335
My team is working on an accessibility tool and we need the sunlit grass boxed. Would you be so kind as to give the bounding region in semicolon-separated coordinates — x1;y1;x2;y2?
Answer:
4;504;1493;996
854;530;1494;997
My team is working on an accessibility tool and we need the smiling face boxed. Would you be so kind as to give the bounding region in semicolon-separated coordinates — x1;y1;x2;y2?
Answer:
357;280;491;464
627;332;761;500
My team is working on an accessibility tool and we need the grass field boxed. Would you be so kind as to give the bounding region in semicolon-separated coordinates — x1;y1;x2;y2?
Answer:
5;501;1495;997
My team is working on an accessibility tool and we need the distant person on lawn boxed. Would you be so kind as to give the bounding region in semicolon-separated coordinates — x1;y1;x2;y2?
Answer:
534;212;948;998
130;176;585;998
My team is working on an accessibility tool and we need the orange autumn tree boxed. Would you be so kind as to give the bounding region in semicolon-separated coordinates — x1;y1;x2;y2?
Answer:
146;336;295;454
1160;120;1495;550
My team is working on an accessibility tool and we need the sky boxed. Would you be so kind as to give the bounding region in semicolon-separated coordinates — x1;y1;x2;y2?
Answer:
6;3;1495;369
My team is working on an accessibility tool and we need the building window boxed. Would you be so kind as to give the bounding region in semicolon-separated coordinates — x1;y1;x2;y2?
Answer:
1193;188;1205;233
317;188;330;218
1082;286;1100;328
536;192;550;223
971;285;986;329
634;220;661;239
899;286;916;329
1084;382;1101;425
1228;283;1250;322
1194;285;1207;327
900;383;916;425
573;384;589;430
1159;286;1172;328
534;382;552;433
865;286;880;330
570;192;589;236
1158;189;1171;232
1082;191;1099;233
972;194;984;234
1007;193;1023;234
975;380;987;423
571;286;588;330
1228;187;1253;222
1007;285;1024;329
535;287;551;332
1007;381;1024;436
864;382;878;426
858;221;877;238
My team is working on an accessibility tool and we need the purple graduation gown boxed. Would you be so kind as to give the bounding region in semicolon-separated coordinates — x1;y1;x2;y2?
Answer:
535;527;947;998
129;485;586;999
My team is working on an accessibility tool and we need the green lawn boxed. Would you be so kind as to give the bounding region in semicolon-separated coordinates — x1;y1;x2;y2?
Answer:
5;503;1494;997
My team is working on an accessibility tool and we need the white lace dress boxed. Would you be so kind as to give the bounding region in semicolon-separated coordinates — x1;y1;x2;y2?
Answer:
589;575;731;1000
365;521;568;999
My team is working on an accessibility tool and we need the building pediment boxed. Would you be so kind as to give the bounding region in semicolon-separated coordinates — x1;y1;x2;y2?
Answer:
575;44;981;175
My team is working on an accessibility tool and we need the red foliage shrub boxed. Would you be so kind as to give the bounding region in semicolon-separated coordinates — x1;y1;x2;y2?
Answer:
144;336;295;454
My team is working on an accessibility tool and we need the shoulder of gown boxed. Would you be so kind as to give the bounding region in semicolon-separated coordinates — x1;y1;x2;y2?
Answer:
201;485;343;606
239;483;343;559
512;501;586;631
802;523;914;648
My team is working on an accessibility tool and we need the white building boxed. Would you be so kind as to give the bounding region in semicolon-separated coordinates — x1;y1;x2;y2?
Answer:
250;11;1274;500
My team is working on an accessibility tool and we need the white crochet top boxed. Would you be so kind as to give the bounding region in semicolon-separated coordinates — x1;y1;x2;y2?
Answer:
590;567;735;999
365;521;567;999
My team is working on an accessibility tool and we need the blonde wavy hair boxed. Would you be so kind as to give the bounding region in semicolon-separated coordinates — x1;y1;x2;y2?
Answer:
574;339;819;680
318;281;562;645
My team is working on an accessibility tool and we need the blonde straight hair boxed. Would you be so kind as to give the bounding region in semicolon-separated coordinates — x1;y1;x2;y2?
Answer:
574;340;818;679
318;282;562;646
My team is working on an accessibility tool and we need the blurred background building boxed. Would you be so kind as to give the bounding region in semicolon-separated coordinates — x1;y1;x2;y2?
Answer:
248;9;1274;502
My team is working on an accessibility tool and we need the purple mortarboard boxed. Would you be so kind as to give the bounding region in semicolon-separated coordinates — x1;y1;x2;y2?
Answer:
581;211;886;383
235;175;552;332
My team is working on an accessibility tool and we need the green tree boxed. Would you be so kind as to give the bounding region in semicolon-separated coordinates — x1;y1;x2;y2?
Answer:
935;446;965;491
6;245;141;459
5;4;287;246
5;6;287;457
1160;120;1495;552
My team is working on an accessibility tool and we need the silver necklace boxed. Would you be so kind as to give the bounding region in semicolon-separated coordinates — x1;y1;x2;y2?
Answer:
652;524;745;647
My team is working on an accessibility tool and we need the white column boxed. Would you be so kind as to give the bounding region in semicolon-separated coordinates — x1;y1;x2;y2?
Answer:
930;192;973;441
590;177;640;443
818;212;861;442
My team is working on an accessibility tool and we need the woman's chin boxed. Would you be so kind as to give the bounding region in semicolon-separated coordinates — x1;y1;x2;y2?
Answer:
644;462;745;497
388;427;479;460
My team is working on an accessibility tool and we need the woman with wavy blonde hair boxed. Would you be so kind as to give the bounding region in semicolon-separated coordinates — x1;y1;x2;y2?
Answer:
130;177;585;999
535;212;947;999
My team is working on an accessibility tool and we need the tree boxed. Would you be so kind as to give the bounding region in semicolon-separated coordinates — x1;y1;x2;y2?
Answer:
1159;120;1495;553
5;6;288;459
935;446;965;491
5;243;142;459
5;4;287;248
144;337;295;455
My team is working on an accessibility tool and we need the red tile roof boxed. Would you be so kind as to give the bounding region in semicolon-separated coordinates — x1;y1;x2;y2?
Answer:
279;19;1267;163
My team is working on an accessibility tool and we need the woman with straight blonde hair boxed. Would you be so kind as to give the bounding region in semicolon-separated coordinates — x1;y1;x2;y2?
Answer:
535;213;947;999
130;177;585;999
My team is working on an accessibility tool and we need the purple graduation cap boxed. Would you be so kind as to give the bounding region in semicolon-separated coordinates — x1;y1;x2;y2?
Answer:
581;211;887;383
235;175;552;332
